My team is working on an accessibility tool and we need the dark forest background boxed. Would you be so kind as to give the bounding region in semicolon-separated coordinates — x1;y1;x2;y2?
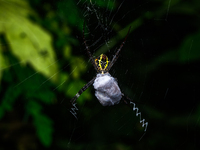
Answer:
0;0;200;150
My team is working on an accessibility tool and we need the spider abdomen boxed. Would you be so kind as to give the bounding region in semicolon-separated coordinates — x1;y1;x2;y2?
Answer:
93;73;122;106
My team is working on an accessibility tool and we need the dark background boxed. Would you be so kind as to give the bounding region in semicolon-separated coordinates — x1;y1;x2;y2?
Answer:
0;0;200;149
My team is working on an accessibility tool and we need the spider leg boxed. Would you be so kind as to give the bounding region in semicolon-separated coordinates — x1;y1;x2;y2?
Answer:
70;77;96;104
121;93;133;106
121;93;148;132
107;26;131;71
83;21;98;71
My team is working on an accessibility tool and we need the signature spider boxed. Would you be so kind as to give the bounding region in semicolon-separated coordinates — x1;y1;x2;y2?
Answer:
71;24;132;106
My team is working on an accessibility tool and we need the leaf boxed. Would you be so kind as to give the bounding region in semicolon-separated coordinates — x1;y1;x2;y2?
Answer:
179;31;200;63
147;30;200;73
0;47;6;81
29;90;55;104
57;0;81;27
0;0;58;82
34;114;54;147
26;100;42;116
94;0;116;9
1;86;21;109
70;56;87;79
26;101;53;147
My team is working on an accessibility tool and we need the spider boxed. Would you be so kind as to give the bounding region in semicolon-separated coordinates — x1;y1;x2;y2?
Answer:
70;24;132;106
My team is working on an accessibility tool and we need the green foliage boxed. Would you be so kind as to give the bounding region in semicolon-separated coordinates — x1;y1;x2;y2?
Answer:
0;1;59;145
0;48;7;80
0;0;92;147
147;30;200;72
0;86;21;117
57;0;83;30
0;0;58;82
0;56;56;146
26;100;53;147
179;30;200;63
90;0;116;9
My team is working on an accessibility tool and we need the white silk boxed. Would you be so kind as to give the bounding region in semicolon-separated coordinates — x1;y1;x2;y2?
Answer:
93;73;122;106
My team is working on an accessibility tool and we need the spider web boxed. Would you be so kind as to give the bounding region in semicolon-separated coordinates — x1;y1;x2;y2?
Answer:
67;0;149;147
60;0;200;149
1;0;200;149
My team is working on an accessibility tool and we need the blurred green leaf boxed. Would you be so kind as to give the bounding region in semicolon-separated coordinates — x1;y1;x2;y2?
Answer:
27;100;42;115
26;100;53;147
179;30;200;63
0;0;58;82
0;42;9;81
0;50;5;81
91;0;116;9
0;86;21;118
34;114;54;147
57;0;81;28
71;56;87;79
28;90;55;104
63;45;72;59
147;30;200;73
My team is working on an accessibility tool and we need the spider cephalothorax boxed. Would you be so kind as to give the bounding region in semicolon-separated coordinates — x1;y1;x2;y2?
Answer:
95;54;110;73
